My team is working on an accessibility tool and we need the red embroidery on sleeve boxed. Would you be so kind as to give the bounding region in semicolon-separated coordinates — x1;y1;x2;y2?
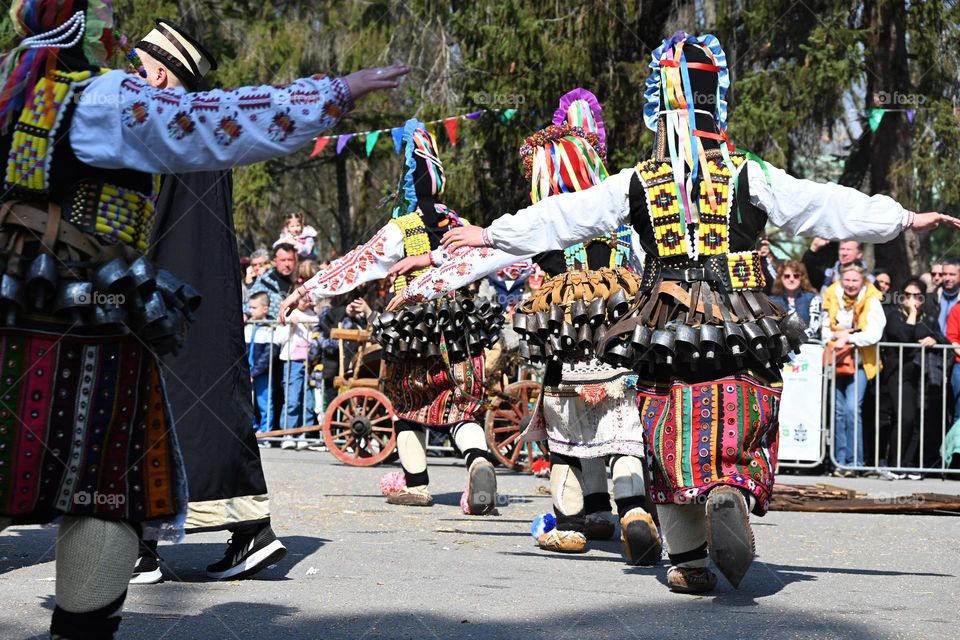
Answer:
303;227;390;294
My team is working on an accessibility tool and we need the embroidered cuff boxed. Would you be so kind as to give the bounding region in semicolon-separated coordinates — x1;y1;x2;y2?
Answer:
429;248;445;267
331;77;355;114
481;227;493;248
903;209;916;230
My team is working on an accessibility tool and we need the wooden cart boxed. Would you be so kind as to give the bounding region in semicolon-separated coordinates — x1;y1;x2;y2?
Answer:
316;327;545;470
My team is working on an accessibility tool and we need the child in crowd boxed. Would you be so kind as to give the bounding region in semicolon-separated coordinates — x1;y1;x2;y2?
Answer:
274;212;317;260
245;292;278;442
275;295;319;449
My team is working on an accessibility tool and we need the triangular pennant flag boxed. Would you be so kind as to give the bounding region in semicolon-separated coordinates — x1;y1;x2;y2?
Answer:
465;111;484;119
336;133;354;154
867;108;885;132
443;117;459;145
425;123;438;141
391;127;404;153
499;108;518;122
906;109;916;123
310;136;330;157
365;130;381;156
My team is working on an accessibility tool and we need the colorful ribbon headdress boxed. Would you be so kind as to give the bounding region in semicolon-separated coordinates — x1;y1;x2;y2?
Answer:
519;88;609;204
0;0;115;132
392;118;445;218
641;31;736;242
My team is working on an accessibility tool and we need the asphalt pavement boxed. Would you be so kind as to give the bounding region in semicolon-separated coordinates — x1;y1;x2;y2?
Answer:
1;450;958;639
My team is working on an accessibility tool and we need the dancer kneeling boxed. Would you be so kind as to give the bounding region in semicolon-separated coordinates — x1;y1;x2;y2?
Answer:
389;90;660;563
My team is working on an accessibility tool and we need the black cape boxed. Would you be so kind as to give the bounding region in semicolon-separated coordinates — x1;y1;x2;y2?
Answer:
150;170;269;531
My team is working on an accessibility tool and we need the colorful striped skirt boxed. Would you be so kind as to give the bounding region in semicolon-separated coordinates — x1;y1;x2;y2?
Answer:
637;373;781;515
0;319;185;527
386;355;486;426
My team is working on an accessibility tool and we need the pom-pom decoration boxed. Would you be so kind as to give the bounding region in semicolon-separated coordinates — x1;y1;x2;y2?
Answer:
379;470;406;496
531;458;551;478
530;512;557;539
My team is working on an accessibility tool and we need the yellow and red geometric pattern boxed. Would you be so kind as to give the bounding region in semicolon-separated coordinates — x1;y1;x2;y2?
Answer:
391;212;433;293
637;159;688;258
726;250;765;290
636;153;746;260
5;70;97;193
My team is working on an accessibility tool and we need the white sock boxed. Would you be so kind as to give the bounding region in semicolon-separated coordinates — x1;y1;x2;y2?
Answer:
580;457;610;501
550;464;584;519
451;421;488;456
658;503;709;569
611;455;646;505
396;427;428;484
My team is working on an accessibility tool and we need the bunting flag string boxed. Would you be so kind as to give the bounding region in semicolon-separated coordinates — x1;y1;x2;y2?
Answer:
365;130;381;156
310;136;330;157
866;107;921;133
335;133;354;154
311;107;525;157
443;117;458;145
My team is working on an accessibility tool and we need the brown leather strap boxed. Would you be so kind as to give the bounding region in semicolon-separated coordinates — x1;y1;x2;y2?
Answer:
41;203;61;253
743;290;765;318
7;233;23;275
3;203;101;259
686;280;702;325
729;293;751;322
639;281;662;324
701;283;716;323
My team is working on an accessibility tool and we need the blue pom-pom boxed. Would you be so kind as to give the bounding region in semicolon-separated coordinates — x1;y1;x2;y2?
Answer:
530;513;557;539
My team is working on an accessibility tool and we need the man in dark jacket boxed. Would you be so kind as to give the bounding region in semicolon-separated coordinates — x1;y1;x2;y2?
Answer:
132;20;285;585
246;243;299;319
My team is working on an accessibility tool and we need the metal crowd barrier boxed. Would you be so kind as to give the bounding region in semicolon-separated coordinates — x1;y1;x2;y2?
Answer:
824;341;960;476
248;320;326;448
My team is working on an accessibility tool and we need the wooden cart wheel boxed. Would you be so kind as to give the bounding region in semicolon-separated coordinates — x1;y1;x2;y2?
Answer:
323;389;396;466
484;380;546;472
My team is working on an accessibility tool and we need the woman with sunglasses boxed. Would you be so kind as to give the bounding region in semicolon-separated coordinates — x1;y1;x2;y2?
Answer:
769;260;822;340
880;278;949;477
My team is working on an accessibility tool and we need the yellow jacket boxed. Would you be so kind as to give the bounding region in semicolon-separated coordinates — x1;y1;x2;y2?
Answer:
822;281;885;380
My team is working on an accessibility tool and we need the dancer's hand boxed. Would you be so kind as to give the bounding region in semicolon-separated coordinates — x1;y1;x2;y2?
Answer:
912;212;960;234
278;290;303;326
342;64;409;101
389;254;431;276
442;224;486;249
385;295;405;313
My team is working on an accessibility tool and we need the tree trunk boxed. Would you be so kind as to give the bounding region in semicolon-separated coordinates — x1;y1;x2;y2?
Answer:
863;0;914;285
335;154;352;255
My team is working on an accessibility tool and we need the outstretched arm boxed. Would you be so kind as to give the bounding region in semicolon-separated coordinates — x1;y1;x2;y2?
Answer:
72;65;407;174
278;223;404;323
441;168;634;254
386;245;533;309
748;160;960;241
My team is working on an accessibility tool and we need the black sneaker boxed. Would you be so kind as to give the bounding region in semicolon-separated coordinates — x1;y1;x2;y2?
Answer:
130;539;163;585
130;553;163;584
206;526;287;580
